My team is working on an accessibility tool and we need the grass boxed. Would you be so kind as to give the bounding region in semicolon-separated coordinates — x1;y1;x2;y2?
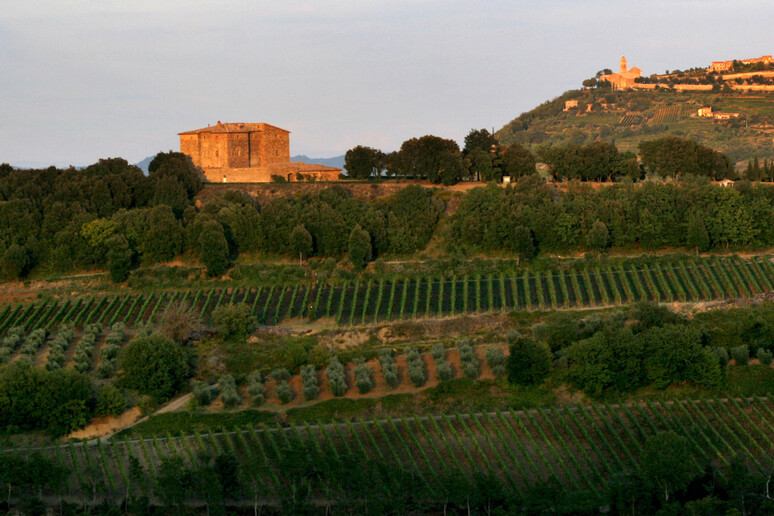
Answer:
116;410;277;438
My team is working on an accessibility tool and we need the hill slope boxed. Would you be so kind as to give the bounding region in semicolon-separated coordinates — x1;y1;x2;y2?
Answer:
496;88;774;164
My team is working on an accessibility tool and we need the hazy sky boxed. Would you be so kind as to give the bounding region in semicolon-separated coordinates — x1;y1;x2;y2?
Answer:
2;1;773;167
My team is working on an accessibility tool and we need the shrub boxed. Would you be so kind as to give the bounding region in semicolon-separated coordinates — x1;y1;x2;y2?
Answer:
326;357;348;396
95;384;126;417
731;345;749;366
405;347;426;387
757;348;773;366
192;381;213;406
378;349;399;388
271;368;291;383
712;347;729;367
246;372;265;406
506;332;551;386
436;361;453;381
353;357;374;394
300;364;319;400
119;333;190;401
276;381;293;404
458;340;480;379
219;374;240;407
212;303;257;341
485;347;508;376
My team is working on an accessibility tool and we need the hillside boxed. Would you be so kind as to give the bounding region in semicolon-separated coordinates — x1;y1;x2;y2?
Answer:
496;87;774;164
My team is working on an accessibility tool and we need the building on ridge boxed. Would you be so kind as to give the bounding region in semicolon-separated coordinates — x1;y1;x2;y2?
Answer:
179;121;341;183
599;56;642;90
709;55;773;72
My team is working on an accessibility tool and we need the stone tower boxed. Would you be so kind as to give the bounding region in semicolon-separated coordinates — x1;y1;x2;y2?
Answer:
620;56;627;74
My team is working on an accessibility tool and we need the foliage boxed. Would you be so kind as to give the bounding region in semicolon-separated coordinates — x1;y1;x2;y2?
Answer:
731;345;750;366
507;332;551;386
353;357;374;394
218;374;240;407
211;302;256;341
192;380;213;406
119;333;190;401
344;145;386;179
348;224;372;269
458;340;480;379
326;357;348;396
378;349;399;387
405;347;426;387
246;372;266;406
300;364;319;400
0;361;94;435
276;381;293;404
95;384;126;417
198;219;229;276
485;347;508;376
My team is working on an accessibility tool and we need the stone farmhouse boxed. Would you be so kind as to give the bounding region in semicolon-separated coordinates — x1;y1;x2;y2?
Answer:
599;56;642;90
709;55;773;72
179;122;341;183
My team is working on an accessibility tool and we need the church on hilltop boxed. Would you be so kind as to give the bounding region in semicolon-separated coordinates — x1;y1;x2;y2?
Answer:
179;122;341;183
599;56;642;90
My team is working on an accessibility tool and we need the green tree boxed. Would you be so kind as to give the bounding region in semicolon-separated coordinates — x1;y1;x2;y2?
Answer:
140;205;183;263
500;142;536;179
463;128;498;155
198;220;229;276
106;234;134;282
586;220;610;253
212;303;256;341
506;332;551;385
95;384;126;416
686;213;710;253
344;146;386;179
289;224;313;259
348;224;372;269
641;431;695;503
468;148;498;182
0;244;33;280
394;135;465;185
119;333;190;401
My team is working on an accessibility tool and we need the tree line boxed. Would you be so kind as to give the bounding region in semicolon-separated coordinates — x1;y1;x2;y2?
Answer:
346;130;769;184
0;156;445;280
450;175;774;258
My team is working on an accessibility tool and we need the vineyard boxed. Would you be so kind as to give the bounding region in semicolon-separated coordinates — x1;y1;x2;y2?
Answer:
651;105;683;125
7;396;774;501
0;257;771;344
617;113;645;127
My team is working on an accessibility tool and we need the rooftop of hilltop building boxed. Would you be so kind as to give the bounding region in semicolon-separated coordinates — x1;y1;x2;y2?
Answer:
178;121;291;135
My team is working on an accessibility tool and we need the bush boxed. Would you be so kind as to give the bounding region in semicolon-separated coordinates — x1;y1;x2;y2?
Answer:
712;347;729;367
458;341;480;379
436;361;453;381
405;347;426;387
119;333;190;401
219;374;240;407
757;348;773;366
353;357;374;394
431;344;454;381
192;381;213;406
246;372;265;406
731;345;750;366
271;368;291;383
276;381;293;404
300;364;319;400
95;384;126;417
378;349;399;388
506;332;551;386
212;303;257;341
326;357;348;396
485;347;508;377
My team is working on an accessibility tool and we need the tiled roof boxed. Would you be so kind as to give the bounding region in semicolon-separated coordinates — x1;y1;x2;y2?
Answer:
179;122;290;135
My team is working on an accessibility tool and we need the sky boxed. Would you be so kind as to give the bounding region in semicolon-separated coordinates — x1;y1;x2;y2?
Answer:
1;0;773;168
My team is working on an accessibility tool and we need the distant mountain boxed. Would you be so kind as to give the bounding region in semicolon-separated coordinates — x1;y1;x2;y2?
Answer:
292;154;345;169
135;156;154;174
